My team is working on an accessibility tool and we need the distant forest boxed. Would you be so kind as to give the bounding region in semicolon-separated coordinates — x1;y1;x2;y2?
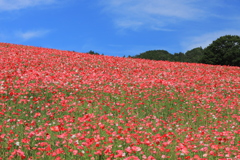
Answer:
130;47;203;63
88;35;240;67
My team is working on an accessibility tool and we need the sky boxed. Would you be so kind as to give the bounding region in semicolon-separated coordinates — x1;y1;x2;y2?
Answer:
0;0;240;57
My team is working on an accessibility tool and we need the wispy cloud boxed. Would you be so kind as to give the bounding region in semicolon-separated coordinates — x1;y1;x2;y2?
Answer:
0;0;57;11
16;30;50;40
182;30;240;52
100;0;210;30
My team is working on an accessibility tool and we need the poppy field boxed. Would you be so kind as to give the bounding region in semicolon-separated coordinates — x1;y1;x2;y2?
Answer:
0;43;239;160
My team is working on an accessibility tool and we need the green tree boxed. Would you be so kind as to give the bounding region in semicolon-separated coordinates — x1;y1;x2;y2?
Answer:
200;35;240;66
133;50;173;61
88;50;100;55
173;52;185;62
185;47;204;63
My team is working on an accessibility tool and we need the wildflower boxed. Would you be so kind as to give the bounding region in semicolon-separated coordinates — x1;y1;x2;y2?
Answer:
147;156;156;160
124;156;140;160
15;141;20;146
21;138;30;144
33;112;41;118
132;146;141;152
125;146;132;153
115;150;124;158
50;126;60;132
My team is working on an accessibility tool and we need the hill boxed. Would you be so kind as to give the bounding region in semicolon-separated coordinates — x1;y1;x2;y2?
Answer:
0;43;239;159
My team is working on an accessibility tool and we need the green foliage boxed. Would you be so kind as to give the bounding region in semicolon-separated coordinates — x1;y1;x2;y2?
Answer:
185;47;204;63
132;50;173;61
172;52;185;62
200;35;240;66
130;35;240;66
88;50;101;55
132;48;204;63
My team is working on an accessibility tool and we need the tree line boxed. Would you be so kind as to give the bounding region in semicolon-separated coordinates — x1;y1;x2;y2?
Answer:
130;47;204;63
88;35;240;67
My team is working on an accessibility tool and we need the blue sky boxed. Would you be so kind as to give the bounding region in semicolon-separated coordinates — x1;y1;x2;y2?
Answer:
1;0;240;57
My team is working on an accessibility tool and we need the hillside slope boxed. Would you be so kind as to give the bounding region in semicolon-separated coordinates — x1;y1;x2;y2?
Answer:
0;43;239;159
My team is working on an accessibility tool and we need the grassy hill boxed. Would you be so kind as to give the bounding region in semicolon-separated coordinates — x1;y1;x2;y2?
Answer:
0;43;239;159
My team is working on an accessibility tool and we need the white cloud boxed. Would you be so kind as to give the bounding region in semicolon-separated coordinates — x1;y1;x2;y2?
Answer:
100;0;207;30
182;30;240;52
0;0;57;11
16;30;50;40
